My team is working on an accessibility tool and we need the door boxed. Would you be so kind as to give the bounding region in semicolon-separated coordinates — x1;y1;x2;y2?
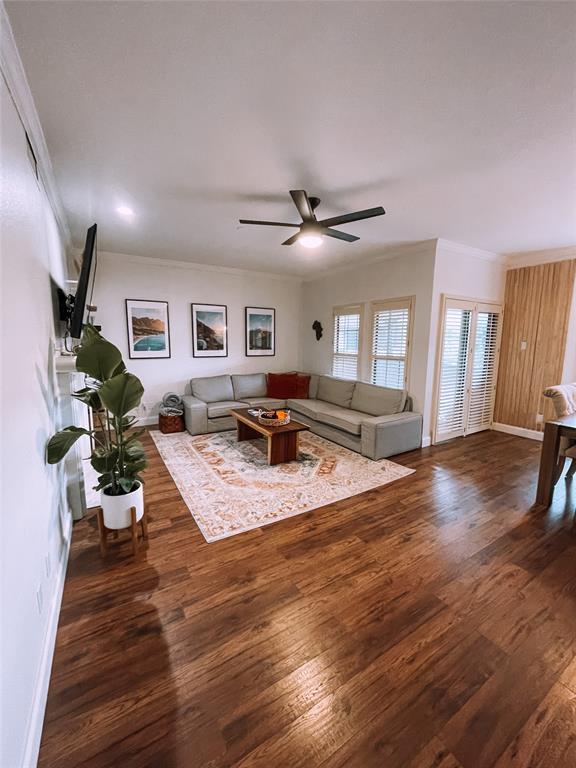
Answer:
434;298;502;444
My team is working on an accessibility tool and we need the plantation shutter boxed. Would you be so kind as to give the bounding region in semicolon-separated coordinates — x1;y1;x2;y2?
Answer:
332;306;361;380
434;299;502;443
467;310;501;433
370;298;413;389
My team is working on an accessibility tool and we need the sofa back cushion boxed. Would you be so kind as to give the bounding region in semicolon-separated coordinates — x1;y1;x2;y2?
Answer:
317;376;356;408
267;372;299;398
191;374;233;403
351;381;407;416
232;373;267;400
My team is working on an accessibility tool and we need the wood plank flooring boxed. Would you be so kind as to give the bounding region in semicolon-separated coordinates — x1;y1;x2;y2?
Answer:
38;430;576;768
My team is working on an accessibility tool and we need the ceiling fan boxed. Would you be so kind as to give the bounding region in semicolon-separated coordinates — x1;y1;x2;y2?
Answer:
239;190;385;248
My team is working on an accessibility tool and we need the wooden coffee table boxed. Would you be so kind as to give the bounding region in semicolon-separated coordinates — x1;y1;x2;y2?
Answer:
230;408;310;466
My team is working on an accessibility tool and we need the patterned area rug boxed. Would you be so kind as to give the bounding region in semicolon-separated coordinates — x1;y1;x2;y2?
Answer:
150;429;415;542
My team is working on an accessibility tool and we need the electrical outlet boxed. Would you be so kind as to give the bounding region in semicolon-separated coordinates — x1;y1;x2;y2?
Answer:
36;585;43;614
536;413;544;424
520;340;528;351
45;554;51;578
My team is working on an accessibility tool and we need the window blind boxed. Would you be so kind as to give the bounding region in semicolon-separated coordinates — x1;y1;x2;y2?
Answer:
467;311;500;433
332;307;361;380
436;306;472;440
434;300;501;443
370;300;412;389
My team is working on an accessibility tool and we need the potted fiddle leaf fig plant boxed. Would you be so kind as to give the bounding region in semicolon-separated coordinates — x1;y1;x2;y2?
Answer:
47;325;147;530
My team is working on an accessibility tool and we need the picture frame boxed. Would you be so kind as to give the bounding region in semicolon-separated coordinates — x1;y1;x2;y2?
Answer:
191;303;228;357
125;299;171;359
245;307;275;356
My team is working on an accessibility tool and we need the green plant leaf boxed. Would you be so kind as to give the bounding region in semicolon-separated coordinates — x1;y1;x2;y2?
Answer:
94;473;113;492
81;324;103;346
125;440;145;458
72;387;102;410
76;338;123;382
118;477;137;493
46;426;91;464
125;459;147;475
90;448;119;473
99;372;144;417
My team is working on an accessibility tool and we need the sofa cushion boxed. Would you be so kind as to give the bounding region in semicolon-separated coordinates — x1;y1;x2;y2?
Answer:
315;404;365;435
191;374;233;403
232;373;267;400
317;376;356;408
242;397;286;410
286;398;323;420
351;382;406;416
267;372;299;398
207;400;247;418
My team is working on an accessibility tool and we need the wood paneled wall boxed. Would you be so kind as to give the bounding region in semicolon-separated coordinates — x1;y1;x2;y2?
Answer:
494;259;576;430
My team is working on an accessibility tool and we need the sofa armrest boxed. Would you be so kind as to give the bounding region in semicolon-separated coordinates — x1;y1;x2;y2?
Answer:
360;411;422;460
182;395;208;435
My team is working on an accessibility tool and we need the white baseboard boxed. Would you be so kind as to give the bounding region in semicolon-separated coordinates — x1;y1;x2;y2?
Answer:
22;514;72;768
491;422;544;442
421;436;432;448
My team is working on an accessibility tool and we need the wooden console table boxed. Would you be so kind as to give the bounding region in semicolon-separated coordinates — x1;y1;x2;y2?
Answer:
535;414;576;508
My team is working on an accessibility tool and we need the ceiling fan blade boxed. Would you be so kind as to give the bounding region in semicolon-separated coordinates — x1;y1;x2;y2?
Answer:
318;206;385;228
239;219;300;227
281;233;301;246
289;190;316;223
323;228;360;243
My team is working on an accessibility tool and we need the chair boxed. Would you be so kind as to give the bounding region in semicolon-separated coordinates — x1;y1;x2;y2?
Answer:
542;384;576;482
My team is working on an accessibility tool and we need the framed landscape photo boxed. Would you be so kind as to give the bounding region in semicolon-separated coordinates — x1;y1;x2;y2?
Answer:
192;303;228;357
245;307;275;356
125;299;170;359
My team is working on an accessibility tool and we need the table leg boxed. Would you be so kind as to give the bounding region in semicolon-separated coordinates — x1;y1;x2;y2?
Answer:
268;432;298;465
237;420;261;442
535;422;562;508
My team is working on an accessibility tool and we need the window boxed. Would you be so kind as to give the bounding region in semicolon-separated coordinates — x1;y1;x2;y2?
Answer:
332;305;362;380
369;298;413;389
434;297;502;443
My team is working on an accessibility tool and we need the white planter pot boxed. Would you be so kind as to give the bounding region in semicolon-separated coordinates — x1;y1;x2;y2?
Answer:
101;481;144;530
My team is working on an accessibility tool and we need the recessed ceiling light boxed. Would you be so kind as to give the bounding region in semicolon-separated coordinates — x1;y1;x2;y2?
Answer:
116;206;134;216
299;234;323;249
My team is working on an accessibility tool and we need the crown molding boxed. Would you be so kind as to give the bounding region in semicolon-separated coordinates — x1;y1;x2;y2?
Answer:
1;2;71;247
436;238;505;265
302;239;437;282
94;249;304;283
504;245;576;270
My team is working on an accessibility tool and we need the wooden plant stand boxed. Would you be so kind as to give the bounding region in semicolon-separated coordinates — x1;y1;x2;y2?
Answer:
96;505;149;557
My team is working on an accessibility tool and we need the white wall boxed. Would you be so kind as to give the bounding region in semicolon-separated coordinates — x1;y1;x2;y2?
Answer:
1;76;71;767
93;252;303;418
301;240;437;422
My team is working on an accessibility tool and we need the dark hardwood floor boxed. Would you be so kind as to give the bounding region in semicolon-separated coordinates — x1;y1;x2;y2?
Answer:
38;430;576;768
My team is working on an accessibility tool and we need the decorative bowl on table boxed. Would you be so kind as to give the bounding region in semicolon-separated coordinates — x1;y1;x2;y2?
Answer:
257;409;291;426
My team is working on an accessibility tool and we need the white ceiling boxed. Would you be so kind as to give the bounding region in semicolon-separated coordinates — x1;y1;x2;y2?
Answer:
6;0;576;276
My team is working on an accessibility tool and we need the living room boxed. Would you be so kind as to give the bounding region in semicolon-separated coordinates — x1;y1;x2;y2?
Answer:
2;1;576;767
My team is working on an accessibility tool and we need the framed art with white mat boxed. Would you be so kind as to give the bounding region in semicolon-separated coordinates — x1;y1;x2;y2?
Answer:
245;306;275;356
125;299;170;359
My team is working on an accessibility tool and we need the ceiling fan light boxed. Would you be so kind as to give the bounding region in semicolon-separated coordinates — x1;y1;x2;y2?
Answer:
299;233;323;249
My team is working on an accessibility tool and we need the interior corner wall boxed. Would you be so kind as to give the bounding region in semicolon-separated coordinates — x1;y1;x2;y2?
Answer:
1;77;71;767
300;242;437;434
92;253;303;418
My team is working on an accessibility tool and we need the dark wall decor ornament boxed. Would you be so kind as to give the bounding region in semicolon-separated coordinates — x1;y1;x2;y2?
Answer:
312;320;323;341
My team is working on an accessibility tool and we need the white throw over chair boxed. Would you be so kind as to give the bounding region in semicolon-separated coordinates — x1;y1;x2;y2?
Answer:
542;383;576;482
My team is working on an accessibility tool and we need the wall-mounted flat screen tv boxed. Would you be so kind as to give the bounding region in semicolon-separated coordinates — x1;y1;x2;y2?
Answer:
70;223;97;338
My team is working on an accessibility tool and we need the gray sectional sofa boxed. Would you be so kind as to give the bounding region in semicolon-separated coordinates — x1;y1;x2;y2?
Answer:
182;372;422;460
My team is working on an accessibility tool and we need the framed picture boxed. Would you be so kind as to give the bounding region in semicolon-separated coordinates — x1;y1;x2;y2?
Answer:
245;307;275;356
125;299;170;359
192;303;228;357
